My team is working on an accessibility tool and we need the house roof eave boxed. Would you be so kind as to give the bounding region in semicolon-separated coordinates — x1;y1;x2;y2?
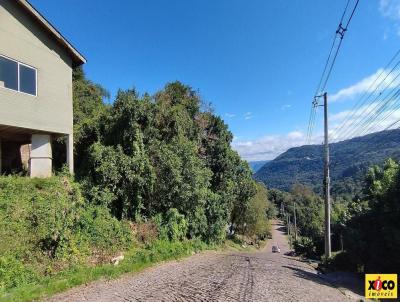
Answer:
16;0;86;67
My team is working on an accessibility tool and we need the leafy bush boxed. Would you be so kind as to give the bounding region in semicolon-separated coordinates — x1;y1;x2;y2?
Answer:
325;251;360;272
0;176;86;262
239;183;273;241
0;255;38;291
342;159;400;273
78;205;132;251
204;193;228;243
154;208;188;241
0;176;133;291
131;221;158;244
293;237;318;259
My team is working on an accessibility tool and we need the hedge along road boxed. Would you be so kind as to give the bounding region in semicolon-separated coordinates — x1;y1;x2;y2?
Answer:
48;221;358;302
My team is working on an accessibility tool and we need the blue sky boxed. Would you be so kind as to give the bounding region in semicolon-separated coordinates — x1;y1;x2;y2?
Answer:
30;0;400;160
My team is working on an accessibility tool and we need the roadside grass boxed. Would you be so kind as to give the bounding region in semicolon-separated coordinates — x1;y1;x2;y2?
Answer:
0;239;208;302
0;238;265;302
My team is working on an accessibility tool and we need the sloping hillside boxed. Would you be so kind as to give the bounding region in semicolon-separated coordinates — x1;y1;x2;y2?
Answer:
254;129;400;196
248;160;270;173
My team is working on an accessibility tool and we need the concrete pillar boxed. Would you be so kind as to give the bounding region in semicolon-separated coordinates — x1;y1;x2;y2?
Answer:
30;134;52;178
66;133;74;175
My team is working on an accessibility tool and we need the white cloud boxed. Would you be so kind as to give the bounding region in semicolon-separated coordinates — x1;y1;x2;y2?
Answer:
330;101;400;141
380;0;400;38
287;131;303;139
233;100;400;161
225;113;236;118
330;69;399;102
281;104;292;110
380;0;400;20
244;112;253;120
232;131;323;161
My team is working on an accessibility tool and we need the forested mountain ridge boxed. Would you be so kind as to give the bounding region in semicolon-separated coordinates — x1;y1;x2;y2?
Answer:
248;160;270;173
254;129;400;196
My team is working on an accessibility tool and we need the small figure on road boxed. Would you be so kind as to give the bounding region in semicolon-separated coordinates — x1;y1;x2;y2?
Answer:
272;244;281;253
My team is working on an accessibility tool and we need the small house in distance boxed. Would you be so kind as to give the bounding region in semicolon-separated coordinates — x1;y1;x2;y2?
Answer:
0;0;85;177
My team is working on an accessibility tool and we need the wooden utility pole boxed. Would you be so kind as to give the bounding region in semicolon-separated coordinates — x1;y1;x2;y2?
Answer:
340;234;344;252
288;214;291;248
293;201;297;241
286;214;289;235
323;92;331;259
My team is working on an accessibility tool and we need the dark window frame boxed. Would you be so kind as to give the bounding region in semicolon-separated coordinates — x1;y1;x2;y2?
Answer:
0;54;37;97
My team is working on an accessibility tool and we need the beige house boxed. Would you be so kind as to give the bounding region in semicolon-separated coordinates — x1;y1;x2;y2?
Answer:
0;0;85;177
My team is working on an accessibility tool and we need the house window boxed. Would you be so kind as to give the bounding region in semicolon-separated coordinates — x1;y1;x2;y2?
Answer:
0;55;37;96
0;56;18;91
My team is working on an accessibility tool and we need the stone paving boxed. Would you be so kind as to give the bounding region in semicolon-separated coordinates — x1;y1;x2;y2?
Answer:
48;222;356;302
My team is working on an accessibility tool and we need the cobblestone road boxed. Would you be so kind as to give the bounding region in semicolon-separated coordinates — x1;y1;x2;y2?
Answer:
48;222;355;302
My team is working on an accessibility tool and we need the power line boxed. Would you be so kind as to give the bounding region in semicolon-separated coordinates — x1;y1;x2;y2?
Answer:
334;71;400;141
343;0;360;29
306;0;360;144
330;48;400;141
337;87;400;140
357;92;400;136
315;34;339;97
332;58;400;140
383;119;400;131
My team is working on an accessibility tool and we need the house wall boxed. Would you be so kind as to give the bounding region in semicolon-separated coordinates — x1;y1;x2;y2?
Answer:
0;0;73;136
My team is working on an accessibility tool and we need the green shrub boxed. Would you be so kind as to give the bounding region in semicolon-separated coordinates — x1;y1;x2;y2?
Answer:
0;176;85;263
79;205;132;252
239;183;272;241
326;251;360;272
0;255;38;291
154;208;188;241
0;176;134;292
294;236;318;259
131;221;158;244
204;193;227;243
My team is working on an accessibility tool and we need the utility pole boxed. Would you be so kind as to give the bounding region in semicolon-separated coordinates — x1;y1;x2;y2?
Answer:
293;201;297;241
288;214;291;248
340;234;344;252
323;92;331;259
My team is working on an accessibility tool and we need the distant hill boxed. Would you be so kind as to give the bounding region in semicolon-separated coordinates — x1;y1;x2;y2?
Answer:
254;129;400;196
248;160;270;173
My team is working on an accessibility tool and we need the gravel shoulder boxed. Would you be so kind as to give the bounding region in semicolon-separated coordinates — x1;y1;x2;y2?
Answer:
47;221;362;302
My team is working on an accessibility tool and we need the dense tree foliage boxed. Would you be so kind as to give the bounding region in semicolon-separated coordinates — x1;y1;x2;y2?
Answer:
72;69;261;243
274;158;400;274
72;67;110;170
340;159;400;273
240;183;276;240
271;185;325;258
